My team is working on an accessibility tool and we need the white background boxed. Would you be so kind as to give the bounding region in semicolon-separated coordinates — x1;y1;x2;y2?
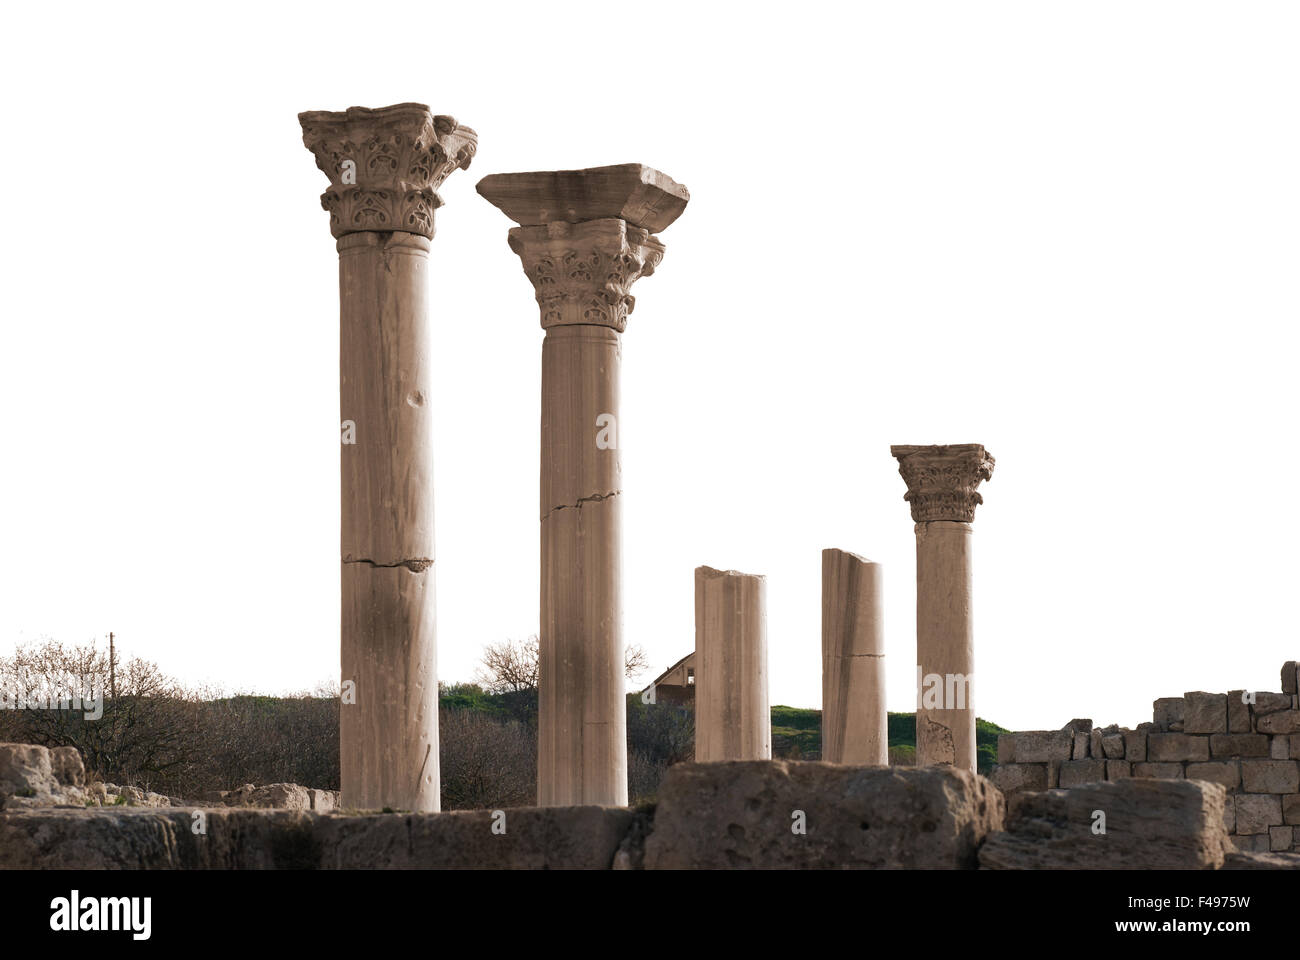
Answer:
1;1;1297;731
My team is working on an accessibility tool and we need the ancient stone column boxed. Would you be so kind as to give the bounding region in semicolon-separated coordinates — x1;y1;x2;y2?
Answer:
891;444;995;773
695;566;771;762
478;165;689;807
821;548;888;765
300;103;477;811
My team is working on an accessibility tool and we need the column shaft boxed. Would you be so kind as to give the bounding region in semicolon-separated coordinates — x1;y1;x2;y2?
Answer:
339;231;438;811
695;567;770;762
821;548;887;765
539;325;625;806
914;521;975;770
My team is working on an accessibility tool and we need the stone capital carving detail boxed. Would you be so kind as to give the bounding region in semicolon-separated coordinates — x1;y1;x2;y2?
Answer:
299;102;477;239
507;219;665;332
891;444;996;523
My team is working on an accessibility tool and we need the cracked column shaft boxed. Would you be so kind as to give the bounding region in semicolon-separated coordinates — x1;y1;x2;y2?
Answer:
301;103;476;811
891;444;995;772
821;548;887;765
479;165;688;805
695;566;771;761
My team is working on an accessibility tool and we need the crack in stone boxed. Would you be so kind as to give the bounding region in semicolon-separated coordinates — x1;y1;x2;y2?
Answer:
541;490;620;523
344;557;434;573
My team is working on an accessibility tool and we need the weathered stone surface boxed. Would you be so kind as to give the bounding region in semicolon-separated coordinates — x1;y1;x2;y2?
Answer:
1283;661;1299;696
1148;733;1209;763
1107;760;1132;780
1186;761;1240;790
477;164;689;233
979;779;1231;870
642;761;1003;870
1059;760;1105;788
1223;799;1235;833
1235;794;1282;834
0;743;55;798
1154;698;1185;731
1271;736;1290;760
1283;794;1300;826
221;783;324;811
997;734;1016;765
1047;759;1062;788
1101;728;1126;760
1252;692;1293;716
1124;724;1155;762
1089;728;1103;759
0;805;633;869
1257;711;1300;735
318;805;632;869
1183;692;1227;734
1234;833;1272;852
1228;691;1252;734
990;763;1047;794
1269;825;1293;851
1210;733;1269;758
1240;760;1300;794
1222;849;1300;869
49;747;85;787
1013;730;1073;763
1134;762;1185;779
1072;732;1090;760
820;549;887;766
1063;718;1093;735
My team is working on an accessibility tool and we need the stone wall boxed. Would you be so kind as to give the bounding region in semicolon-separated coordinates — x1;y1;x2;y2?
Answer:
990;660;1300;854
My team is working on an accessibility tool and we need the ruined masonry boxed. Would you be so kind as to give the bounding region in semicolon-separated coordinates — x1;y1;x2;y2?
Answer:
991;660;1300;854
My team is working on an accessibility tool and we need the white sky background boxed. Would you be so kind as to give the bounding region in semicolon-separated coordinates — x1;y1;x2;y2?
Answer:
1;2;1297;732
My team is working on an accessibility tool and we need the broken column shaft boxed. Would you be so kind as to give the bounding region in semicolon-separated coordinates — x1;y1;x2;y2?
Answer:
892;444;995;772
695;566;771;762
478;165;689;806
821;548;888;765
300;103;476;811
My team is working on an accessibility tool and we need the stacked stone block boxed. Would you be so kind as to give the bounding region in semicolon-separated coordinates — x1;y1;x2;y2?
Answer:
990;660;1300;853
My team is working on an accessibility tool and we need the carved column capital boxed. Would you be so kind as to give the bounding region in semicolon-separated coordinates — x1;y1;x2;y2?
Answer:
506;219;664;332
891;444;996;523
299;102;477;239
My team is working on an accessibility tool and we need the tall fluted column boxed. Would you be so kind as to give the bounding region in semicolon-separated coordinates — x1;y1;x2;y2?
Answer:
821;548;887;765
695;566;771;762
478;165;689;806
891;444;995;773
300;103;476;811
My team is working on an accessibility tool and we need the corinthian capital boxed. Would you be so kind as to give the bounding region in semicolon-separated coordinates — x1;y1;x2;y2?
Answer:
891;444;996;523
506;219;664;331
299;102;477;239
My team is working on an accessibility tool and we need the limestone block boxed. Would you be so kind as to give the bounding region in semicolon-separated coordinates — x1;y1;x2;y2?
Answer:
1223;799;1235;833
1186;761;1240;790
1072;732;1090;760
1233;834;1273;853
1271;736;1290;760
1235;794;1283;834
1090;728;1103;759
1106;760;1132;780
1227;691;1251;734
1182;692;1227;734
1059;760;1105;788
1147;733;1209;763
49;747;84;788
641;761;1004;870
997;734;1016;765
1283;661;1299;696
1133;763;1184;779
1257;711;1300;735
1101;728;1126;760
978;778;1231;870
1047;760;1062;788
1124;723;1155;762
1294;738;1300;761
1154;698;1184;731
1222;849;1300;868
1282;794;1300;825
990;763;1047;794
1240;760;1300;794
1062;719;1093;735
1270;825;1294;851
1210;733;1269;758
1013;730;1073;763
1251;692;1293;717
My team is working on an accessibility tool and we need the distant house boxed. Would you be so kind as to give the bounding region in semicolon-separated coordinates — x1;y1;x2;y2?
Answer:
640;652;695;706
